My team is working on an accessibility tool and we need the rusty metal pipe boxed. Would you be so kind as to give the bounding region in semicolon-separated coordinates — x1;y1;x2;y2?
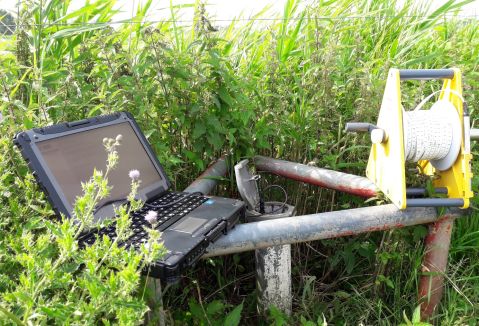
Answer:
253;156;378;198
185;155;460;322
418;216;455;321
183;156;227;194
204;205;462;257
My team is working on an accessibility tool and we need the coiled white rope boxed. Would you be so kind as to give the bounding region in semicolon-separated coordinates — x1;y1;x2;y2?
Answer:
402;90;463;171
404;108;455;161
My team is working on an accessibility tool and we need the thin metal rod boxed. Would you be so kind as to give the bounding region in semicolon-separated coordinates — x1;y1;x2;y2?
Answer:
406;187;448;197
183;156;227;194
418;216;455;320
253;156;378;198
204;205;462;257
407;198;463;207
399;69;455;80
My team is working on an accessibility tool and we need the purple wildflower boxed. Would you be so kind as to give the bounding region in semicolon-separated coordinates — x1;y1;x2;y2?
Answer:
145;210;158;224
129;169;140;180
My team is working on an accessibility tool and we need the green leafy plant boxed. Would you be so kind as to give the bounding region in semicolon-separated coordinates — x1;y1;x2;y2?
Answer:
173;297;243;325
0;134;166;324
1;0;479;324
399;306;432;326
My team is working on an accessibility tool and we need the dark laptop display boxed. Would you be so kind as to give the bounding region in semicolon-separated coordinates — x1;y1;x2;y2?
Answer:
14;112;244;282
36;122;163;219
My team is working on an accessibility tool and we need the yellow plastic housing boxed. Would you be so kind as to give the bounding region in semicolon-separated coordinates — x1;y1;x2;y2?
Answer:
366;68;472;209
366;69;407;209
420;68;473;209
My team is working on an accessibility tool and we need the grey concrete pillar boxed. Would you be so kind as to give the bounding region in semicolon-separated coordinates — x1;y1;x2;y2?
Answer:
256;244;292;315
249;202;296;316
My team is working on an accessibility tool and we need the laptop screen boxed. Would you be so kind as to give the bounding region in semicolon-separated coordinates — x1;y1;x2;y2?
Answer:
36;122;163;212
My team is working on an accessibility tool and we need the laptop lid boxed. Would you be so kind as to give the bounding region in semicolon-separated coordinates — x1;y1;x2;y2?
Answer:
14;112;171;222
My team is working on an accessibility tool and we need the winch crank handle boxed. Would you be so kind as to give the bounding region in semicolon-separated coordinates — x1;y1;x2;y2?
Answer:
470;129;479;140
345;122;379;133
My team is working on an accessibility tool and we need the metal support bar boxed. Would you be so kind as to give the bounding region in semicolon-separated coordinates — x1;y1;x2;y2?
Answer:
204;205;462;257
418;216;455;321
253;155;378;198
406;187;448;197
183;156;227;194
407;198;464;207
174;156;464;322
399;69;455;80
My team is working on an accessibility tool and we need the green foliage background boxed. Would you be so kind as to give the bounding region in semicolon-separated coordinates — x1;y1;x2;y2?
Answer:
1;0;479;324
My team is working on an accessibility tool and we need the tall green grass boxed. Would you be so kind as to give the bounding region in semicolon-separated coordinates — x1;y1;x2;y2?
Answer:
1;0;479;323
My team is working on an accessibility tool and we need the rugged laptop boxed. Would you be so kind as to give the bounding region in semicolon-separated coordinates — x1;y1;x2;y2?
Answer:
14;111;244;282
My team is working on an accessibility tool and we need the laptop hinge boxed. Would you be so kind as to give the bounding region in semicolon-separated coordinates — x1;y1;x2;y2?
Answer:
145;186;167;202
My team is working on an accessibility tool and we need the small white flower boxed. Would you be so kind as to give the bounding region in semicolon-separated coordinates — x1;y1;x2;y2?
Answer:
129;169;140;180
145;210;158;224
115;134;123;142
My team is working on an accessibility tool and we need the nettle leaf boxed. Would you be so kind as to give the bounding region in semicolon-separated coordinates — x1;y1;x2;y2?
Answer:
239;109;252;125
190;104;201;114
341;248;355;274
188;300;205;320
224;302;243;326
206;300;224;315
212;96;222;109
208;116;224;133
23;116;34;129
207;132;224;150
192;122;206;138
227;130;236;146
412;225;428;242
218;85;233;107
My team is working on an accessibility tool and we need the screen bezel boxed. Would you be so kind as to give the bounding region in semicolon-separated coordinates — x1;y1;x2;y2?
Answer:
17;112;170;221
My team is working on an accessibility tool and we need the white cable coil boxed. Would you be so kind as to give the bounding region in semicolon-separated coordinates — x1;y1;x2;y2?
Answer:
404;108;454;161
402;98;462;171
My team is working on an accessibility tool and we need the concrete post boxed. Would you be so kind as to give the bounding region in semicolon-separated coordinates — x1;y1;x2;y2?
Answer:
256;244;292;315
247;203;296;316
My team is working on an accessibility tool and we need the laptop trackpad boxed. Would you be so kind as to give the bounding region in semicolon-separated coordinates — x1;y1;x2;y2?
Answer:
171;217;207;234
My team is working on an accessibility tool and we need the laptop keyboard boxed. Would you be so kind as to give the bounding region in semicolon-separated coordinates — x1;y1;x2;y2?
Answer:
79;192;208;249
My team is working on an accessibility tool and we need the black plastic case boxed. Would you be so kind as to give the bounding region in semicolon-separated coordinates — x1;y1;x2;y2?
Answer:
13;112;245;283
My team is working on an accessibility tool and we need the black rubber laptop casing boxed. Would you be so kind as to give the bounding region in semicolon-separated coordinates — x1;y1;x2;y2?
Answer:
13;111;244;282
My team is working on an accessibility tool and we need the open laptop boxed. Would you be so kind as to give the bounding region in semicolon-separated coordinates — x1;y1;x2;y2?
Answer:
14;111;244;282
